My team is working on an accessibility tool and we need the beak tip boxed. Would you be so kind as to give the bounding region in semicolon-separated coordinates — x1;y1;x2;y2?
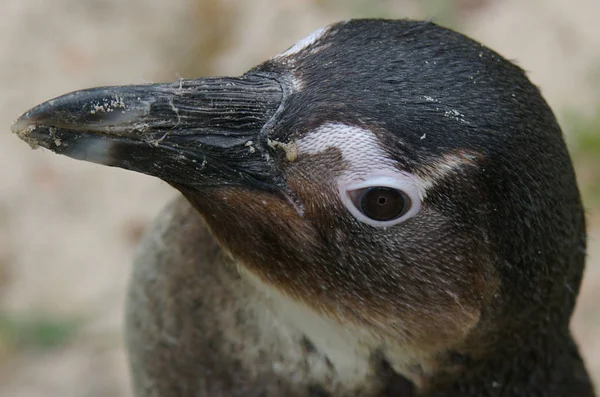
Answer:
11;112;115;164
11;113;42;149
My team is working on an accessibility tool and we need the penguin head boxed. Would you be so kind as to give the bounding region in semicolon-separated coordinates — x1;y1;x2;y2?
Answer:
12;19;585;372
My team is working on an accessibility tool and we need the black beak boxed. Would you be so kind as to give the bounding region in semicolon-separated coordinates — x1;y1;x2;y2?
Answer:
12;74;283;190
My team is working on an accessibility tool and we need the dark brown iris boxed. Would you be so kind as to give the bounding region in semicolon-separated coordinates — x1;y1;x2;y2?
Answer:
359;187;408;221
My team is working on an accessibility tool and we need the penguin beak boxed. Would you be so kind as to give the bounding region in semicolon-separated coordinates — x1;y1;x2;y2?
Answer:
11;75;283;190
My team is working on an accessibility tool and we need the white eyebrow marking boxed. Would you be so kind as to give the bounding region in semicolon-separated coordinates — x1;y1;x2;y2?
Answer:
275;26;330;58
294;123;480;197
294;123;427;195
295;123;396;177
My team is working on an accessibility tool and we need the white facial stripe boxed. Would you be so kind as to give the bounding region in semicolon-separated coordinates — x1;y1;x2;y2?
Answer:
295;124;479;199
276;26;329;58
295;123;398;179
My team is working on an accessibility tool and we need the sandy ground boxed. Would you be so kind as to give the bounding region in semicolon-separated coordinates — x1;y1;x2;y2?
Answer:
0;0;599;396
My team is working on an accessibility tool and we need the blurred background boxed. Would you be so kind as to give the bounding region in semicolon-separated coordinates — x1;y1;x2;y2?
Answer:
0;0;599;395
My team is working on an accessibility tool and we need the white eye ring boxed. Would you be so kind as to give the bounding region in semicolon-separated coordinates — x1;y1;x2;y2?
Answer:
338;174;422;228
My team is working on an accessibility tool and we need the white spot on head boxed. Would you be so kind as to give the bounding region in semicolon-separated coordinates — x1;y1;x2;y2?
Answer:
295;123;421;189
295;123;396;178
276;26;329;58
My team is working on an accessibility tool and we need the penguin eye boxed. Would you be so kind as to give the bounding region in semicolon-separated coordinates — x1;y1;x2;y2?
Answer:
339;175;422;227
352;187;410;221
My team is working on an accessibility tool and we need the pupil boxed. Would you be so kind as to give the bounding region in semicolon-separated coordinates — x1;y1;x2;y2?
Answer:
360;187;406;221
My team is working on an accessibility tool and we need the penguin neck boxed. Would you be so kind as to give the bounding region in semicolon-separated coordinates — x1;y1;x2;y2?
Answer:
239;264;594;396
237;265;426;393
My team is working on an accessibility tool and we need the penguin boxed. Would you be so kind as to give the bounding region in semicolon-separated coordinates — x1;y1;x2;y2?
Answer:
12;19;596;397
